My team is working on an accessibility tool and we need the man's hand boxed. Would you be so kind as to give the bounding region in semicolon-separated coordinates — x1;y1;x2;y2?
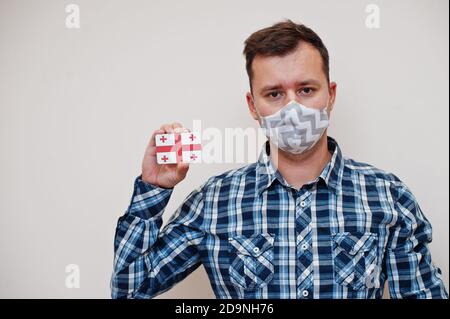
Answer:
141;122;190;189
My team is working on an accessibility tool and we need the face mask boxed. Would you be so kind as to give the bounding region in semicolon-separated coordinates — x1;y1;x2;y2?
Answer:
257;99;330;155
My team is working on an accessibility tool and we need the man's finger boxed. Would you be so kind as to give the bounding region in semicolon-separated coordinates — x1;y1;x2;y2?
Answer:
172;122;183;130
176;162;190;179
149;129;164;148
174;127;190;133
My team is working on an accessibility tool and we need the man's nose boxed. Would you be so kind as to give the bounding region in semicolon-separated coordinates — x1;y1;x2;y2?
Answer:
286;91;299;103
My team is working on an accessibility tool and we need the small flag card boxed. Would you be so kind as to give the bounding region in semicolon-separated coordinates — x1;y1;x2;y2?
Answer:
155;132;202;164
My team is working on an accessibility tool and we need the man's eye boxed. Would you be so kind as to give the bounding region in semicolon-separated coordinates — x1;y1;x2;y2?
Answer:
300;88;314;95
267;92;281;98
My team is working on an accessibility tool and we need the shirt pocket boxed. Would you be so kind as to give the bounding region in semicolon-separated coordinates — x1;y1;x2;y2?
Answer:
332;231;379;291
228;233;275;290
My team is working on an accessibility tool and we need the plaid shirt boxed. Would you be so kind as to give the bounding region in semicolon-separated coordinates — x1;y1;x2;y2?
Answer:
111;136;448;299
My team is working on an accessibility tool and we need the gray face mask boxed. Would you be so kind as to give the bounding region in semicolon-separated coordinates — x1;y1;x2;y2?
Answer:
257;99;330;155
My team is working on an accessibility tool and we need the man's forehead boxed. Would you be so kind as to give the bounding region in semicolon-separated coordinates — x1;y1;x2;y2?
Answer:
251;44;325;89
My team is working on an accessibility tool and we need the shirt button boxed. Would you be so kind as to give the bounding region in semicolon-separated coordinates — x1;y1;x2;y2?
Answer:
300;201;306;208
253;247;260;254
302;290;309;297
301;243;309;251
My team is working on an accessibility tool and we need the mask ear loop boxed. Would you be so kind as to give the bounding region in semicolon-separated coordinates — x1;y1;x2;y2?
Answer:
323;96;332;112
322;97;332;126
251;95;283;147
251;94;264;124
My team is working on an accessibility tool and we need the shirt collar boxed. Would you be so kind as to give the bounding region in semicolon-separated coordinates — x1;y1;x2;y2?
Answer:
255;136;345;196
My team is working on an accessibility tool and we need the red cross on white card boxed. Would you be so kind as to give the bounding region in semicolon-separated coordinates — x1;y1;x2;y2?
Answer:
155;132;202;164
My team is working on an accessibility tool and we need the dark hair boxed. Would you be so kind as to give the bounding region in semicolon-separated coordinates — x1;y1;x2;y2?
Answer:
243;19;330;92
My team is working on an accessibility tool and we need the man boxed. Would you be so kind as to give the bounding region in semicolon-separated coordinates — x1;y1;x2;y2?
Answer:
111;20;448;299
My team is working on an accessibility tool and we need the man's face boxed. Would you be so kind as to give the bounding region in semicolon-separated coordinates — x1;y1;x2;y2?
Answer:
246;43;336;122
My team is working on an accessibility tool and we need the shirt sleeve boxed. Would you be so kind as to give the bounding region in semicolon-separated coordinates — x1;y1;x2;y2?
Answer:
111;175;206;299
385;182;448;299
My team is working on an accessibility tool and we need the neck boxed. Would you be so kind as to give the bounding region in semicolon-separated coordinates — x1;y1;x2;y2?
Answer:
269;134;332;190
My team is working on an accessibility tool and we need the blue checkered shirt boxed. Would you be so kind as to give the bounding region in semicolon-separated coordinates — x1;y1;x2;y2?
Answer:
111;136;448;299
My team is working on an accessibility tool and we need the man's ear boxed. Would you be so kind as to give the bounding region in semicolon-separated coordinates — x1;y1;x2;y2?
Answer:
246;91;259;121
328;81;337;112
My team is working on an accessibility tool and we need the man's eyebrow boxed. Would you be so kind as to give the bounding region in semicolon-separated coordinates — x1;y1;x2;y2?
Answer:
259;84;283;94
296;79;321;86
259;79;321;94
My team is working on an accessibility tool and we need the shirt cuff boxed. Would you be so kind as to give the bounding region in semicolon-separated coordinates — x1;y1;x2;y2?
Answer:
126;175;174;219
